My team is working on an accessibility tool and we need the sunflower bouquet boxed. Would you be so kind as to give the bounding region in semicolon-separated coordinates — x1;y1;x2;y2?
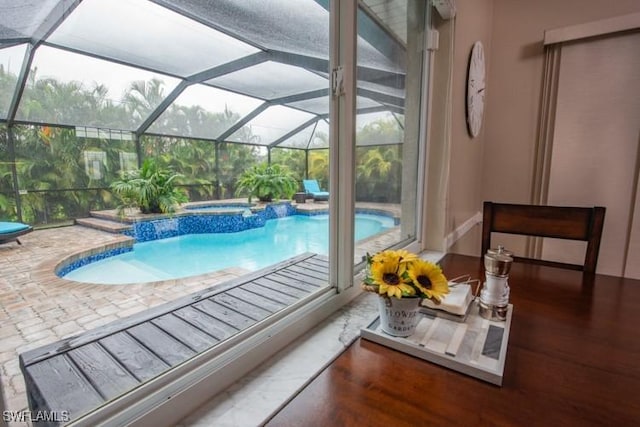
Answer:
361;249;449;302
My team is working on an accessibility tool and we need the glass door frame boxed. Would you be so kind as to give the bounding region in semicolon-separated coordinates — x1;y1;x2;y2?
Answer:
329;0;357;292
68;3;434;425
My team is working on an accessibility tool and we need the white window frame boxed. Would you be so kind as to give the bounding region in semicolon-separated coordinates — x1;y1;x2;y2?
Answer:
329;0;357;292
70;3;433;426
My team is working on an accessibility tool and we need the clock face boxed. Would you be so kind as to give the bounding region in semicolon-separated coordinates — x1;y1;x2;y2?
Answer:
466;41;485;138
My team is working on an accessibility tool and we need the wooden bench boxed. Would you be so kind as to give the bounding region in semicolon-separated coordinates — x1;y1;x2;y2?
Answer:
19;253;329;426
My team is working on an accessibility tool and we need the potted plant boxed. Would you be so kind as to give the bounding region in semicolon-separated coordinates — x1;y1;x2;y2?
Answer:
111;158;188;215
235;163;298;202
362;249;449;337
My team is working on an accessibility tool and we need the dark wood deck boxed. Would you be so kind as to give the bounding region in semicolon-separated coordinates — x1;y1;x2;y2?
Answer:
19;253;329;426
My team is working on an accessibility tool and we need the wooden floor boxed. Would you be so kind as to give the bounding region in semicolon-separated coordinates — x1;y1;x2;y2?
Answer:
19;253;329;424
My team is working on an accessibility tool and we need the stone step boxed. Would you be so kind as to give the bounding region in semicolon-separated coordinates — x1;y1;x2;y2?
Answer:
88;209;132;222
75;217;132;234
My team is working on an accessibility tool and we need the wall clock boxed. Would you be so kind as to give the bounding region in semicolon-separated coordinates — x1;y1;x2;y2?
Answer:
466;41;485;138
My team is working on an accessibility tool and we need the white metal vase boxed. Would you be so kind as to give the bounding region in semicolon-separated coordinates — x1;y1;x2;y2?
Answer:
377;296;422;337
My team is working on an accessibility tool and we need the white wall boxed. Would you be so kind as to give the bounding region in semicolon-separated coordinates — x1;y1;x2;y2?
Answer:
433;0;640;256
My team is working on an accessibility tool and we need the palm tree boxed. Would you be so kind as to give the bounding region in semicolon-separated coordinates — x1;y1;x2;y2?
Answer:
5;67;272;223
271;148;305;183
308;149;329;189
124;78;166;124
0;64;18;117
153;138;216;202
357;116;403;146
355;146;402;202
217;142;261;198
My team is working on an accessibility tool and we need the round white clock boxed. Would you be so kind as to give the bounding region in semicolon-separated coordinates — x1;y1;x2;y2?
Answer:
466;41;485;138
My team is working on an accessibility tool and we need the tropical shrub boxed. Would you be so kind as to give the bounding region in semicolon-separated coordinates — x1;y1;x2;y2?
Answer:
111;158;188;214
235;163;297;202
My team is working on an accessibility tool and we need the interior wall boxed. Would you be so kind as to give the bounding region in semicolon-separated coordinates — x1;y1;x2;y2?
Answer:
476;0;640;256
437;0;640;257
442;0;494;256
422;12;453;252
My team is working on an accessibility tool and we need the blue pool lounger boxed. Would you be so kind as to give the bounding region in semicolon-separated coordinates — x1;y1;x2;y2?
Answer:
0;222;33;245
303;179;329;201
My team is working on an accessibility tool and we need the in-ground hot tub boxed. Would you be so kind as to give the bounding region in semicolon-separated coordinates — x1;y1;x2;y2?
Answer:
183;202;254;215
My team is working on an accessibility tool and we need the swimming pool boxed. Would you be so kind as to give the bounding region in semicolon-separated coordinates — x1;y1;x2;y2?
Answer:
62;213;394;285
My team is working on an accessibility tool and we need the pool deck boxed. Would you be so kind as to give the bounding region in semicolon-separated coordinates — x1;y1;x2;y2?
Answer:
0;201;400;425
0;227;249;424
20;253;330;424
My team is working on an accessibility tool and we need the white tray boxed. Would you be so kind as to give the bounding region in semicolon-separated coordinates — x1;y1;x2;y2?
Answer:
361;300;512;386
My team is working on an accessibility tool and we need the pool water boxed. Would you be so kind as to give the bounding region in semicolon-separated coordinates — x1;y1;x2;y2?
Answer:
64;213;394;284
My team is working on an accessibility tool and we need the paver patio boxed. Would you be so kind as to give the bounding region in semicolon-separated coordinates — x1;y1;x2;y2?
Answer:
0;226;247;423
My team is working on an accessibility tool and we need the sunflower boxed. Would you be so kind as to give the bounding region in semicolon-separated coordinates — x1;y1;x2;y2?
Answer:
372;249;418;265
406;259;449;302
370;254;416;298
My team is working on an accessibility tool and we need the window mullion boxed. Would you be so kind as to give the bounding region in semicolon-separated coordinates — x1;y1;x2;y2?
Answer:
329;0;357;292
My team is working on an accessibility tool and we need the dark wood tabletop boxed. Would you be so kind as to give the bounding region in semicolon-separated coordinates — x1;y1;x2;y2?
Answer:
265;253;640;427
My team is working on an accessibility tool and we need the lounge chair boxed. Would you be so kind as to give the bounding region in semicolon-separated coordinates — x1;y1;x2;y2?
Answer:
0;222;33;245
303;179;329;201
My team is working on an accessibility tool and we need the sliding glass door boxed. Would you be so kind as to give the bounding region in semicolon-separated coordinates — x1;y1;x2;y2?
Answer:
352;0;427;266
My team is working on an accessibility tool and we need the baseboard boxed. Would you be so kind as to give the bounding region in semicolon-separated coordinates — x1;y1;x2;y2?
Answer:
444;211;482;250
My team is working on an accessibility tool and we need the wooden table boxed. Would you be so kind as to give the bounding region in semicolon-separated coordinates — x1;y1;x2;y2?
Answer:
266;254;640;426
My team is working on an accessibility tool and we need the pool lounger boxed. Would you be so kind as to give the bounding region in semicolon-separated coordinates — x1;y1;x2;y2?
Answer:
303;179;329;201
0;222;33;245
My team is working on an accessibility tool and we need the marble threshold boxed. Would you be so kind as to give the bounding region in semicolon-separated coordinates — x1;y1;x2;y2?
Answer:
178;251;444;427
